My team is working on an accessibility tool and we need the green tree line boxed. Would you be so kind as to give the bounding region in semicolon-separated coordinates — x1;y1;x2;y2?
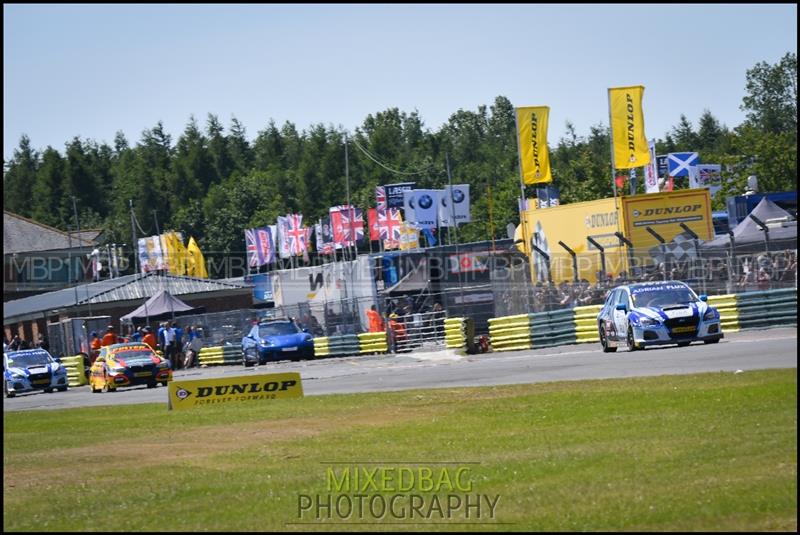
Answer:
4;53;796;268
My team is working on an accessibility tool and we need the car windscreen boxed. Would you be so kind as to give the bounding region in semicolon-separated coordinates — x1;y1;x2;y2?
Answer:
112;350;156;361
258;323;299;337
631;286;697;308
6;351;52;368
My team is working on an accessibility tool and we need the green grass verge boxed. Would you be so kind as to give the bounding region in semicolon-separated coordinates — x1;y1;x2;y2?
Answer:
4;369;797;531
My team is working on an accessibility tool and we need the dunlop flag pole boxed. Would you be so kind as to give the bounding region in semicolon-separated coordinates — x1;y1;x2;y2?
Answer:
606;89;621;236
513;109;532;311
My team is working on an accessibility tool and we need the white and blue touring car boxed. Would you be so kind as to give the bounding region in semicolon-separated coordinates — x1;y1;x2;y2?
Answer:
597;281;723;352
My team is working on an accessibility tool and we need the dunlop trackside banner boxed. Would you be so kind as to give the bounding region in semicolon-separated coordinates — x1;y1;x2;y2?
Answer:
621;189;713;249
515;106;552;184
167;372;303;410
608;86;650;169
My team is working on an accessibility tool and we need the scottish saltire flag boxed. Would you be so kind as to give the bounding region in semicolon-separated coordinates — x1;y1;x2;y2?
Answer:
276;216;292;259
667;152;700;177
285;213;308;256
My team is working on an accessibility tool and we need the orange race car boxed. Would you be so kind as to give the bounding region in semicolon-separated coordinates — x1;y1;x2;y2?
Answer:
89;342;172;393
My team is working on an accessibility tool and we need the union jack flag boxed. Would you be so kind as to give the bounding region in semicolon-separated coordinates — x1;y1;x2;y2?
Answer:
379;207;403;241
330;205;364;246
285;213;308;256
244;226;274;267
376;186;387;214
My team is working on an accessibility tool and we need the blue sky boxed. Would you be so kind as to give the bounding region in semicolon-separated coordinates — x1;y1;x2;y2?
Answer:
4;4;797;161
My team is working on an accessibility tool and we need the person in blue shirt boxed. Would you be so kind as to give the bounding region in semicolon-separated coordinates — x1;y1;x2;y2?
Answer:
131;326;143;343
173;322;184;347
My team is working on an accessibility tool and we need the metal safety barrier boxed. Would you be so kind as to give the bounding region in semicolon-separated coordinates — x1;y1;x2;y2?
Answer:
735;288;797;330
530;309;576;349
392;310;447;353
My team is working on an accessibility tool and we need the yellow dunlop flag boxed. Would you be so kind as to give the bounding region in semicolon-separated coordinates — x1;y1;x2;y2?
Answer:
163;232;179;275
172;232;187;276
608;85;650;169
159;233;174;273
515;106;552;184
187;236;208;278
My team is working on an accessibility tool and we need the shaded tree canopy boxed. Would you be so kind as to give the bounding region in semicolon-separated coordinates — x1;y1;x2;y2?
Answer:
4;54;796;271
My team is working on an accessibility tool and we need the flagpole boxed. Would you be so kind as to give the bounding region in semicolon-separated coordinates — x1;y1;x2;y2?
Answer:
130;200;138;275
513;110;531;278
445;152;465;314
607;89;624;279
607;89;620;230
344;133;355;316
344;133;356;261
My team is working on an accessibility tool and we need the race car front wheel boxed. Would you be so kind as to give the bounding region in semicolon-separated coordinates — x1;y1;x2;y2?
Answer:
627;323;639;352
4;382;14;398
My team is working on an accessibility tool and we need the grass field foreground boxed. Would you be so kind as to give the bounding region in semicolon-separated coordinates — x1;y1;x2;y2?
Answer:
3;369;797;531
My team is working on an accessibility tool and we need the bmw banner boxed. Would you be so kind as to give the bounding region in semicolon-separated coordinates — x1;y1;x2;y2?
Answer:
402;190;417;222
410;189;440;229
439;185;471;226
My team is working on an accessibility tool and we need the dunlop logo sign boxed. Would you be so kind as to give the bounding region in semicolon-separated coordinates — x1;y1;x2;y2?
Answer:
167;372;303;410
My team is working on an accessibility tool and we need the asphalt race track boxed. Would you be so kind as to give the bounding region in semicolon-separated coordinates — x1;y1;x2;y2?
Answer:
4;327;796;412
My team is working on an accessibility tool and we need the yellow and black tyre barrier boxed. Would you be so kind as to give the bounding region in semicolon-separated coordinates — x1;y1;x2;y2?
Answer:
488;314;532;352
444;317;467;349
313;337;330;358
60;355;87;387
573;305;603;344
707;294;739;333
358;332;388;354
198;345;242;366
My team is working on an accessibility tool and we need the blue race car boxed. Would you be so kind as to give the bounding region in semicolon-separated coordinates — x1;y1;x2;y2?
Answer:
242;319;315;366
4;348;69;397
597;280;723;352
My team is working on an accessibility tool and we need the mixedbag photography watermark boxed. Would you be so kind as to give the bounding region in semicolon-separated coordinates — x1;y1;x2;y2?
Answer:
295;463;501;524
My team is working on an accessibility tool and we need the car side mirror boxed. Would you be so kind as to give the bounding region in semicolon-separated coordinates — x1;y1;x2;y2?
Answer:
302;328;309;333
615;304;627;311
699;294;708;302
54;358;62;363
